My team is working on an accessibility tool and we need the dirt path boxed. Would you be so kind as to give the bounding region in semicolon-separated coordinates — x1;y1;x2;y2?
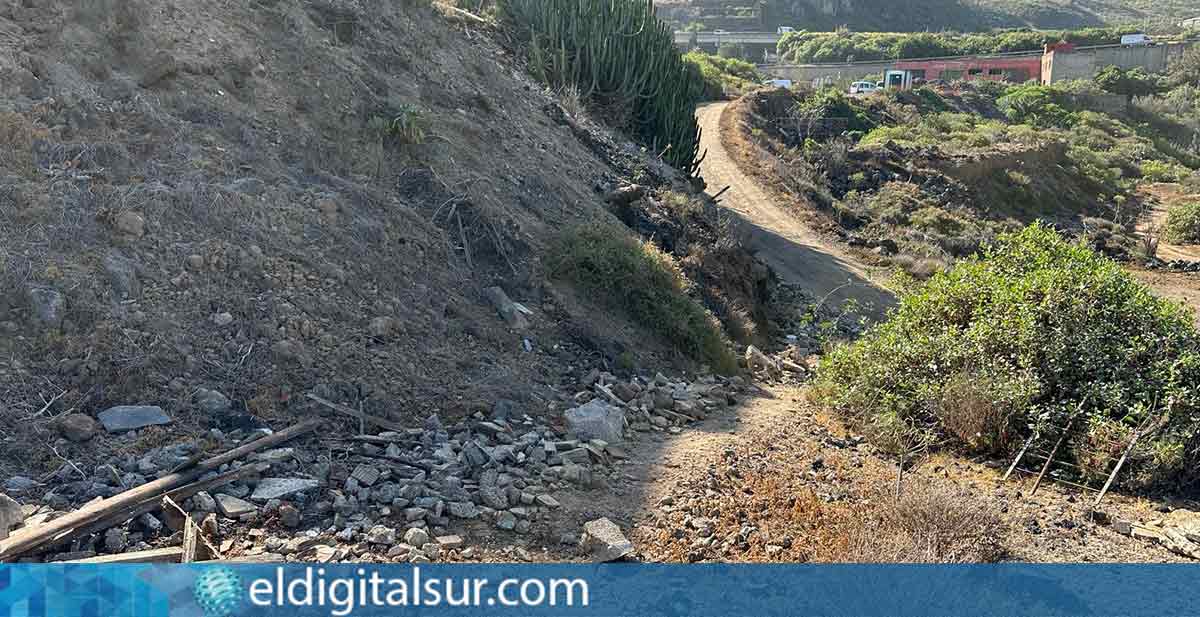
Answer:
1132;184;1200;321
696;102;895;321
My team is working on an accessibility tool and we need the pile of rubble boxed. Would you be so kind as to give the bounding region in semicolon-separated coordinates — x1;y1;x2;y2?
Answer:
1116;509;1200;559
0;368;755;564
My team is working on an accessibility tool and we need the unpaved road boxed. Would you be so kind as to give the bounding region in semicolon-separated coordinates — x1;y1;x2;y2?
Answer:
696;102;895;321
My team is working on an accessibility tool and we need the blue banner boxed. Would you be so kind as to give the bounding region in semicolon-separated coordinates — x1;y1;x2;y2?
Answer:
1;563;1198;617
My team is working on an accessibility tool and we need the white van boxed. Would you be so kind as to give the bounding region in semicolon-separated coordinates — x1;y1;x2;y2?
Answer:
778;26;794;34
764;79;793;89
849;81;878;94
1121;33;1152;46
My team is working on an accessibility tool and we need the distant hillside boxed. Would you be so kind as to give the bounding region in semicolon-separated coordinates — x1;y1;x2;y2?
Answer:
656;0;1199;32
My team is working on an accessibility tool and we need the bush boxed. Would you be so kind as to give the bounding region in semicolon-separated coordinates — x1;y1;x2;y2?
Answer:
814;223;1200;490
1164;201;1200;245
546;222;737;373
683;50;762;101
997;85;1078;129
1140;159;1188;183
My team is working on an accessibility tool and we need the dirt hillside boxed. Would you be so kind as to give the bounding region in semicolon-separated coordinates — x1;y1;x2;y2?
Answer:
0;0;756;485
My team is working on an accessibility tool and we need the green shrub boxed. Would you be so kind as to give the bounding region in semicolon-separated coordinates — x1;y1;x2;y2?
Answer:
546;223;737;373
683;50;762;100
1140;159;1188;183
498;0;703;175
997;85;1078;129
796;89;876;134
814;223;1200;490
1164;201;1200;245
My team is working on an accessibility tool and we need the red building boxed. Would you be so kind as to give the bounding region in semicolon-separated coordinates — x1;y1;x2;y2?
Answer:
893;54;1042;83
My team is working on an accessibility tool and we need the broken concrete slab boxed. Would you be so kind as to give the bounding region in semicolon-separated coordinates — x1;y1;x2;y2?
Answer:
214;494;258;518
97;405;172;432
582;517;633;562
250;478;320;502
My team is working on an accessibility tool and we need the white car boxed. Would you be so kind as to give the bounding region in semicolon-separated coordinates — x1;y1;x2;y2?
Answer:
849;81;879;94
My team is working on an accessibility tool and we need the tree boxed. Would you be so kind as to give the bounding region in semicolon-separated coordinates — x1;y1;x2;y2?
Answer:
1094;65;1166;111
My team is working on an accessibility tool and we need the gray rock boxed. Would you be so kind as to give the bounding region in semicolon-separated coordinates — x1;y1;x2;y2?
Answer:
366;525;397;545
103;251;141;300
97;406;171;432
138;51;177;87
564;399;624;443
25;285;65;329
57;414;99;442
404;527;430;547
582;518;633;562
0;494;23;540
495;511;517;531
279;503;302;529
251;478;319;502
447;502;479;519
536;494;561;509
462;441;489;467
215;494;258;518
194;388;232;415
435;534;464;549
492;399;517;421
103;527;127;553
192;491;217;513
3;477;37;494
483;286;529;330
137;513;163;533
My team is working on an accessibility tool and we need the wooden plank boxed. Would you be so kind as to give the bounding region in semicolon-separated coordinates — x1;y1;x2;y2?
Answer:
0;419;322;562
67;547;184;564
1003;434;1037;481
306;394;408;433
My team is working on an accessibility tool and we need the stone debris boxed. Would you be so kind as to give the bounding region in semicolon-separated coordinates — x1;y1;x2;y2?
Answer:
582;518;633;562
215;494;258;518
483;286;530;330
1122;509;1200;559
565;399;625;443
0;494;23;541
251;478;320;502
97;405;172;432
57;414;99;442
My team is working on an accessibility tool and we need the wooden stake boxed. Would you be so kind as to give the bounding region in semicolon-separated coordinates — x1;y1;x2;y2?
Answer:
1093;409;1160;508
1003;434;1036;482
1031;416;1075;495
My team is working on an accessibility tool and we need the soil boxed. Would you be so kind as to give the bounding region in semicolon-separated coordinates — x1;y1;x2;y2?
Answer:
698;102;896;322
0;0;753;490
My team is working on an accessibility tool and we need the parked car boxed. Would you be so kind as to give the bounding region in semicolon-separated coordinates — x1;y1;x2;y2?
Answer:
763;79;793;89
1121;33;1153;46
849;81;878;94
777;26;794;34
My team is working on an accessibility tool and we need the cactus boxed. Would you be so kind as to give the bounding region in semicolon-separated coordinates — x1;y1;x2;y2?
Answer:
497;0;705;177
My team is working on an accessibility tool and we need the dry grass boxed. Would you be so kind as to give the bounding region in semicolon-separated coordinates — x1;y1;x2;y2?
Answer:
934;374;1018;456
837;481;1006;563
0;111;43;179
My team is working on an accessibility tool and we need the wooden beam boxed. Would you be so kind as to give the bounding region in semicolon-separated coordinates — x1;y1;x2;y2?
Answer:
67;547;184;564
0;419;322;562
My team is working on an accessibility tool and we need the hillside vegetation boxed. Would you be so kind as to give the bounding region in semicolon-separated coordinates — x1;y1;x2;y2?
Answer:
815;224;1200;491
734;73;1199;274
657;0;1200;32
776;27;1164;64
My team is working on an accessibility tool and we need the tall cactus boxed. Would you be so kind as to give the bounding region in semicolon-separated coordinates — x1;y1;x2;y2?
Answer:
497;0;705;177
